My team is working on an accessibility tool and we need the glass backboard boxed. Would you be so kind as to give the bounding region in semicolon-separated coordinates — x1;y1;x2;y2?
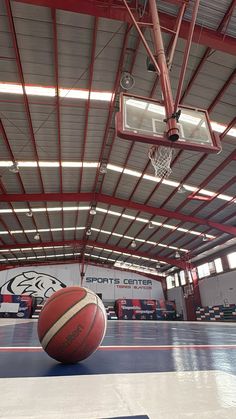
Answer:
116;93;221;153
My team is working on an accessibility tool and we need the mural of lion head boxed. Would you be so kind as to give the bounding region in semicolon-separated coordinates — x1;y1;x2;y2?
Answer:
0;271;66;302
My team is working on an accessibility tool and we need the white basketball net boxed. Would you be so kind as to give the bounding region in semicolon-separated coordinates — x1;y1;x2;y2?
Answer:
148;145;173;178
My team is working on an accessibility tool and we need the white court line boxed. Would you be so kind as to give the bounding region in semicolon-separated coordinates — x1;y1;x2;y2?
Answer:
1;344;236;351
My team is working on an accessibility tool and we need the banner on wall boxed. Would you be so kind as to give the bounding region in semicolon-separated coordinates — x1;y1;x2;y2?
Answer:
156;300;176;320
0;271;66;302
0;294;33;318
115;299;157;320
85;276;152;288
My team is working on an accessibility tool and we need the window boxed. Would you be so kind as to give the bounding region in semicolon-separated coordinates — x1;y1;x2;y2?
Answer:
197;263;210;279
179;270;186;285
174;273;179;287
228;252;236;269
214;258;223;273
167;275;175;289
187;270;193;283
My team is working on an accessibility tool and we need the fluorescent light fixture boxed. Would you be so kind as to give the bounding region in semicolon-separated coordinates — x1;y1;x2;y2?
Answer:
60;88;112;101
123;168;141;177
0;83;23;94
0;82;113;101
25;85;55;97
107;164;123;173
90;91;112;101
0;159;234;204
18;161;38;167
39;161;60;167
210;121;225;133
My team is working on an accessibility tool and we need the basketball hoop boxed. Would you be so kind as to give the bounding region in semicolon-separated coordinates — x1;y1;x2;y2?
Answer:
183;284;193;299
148;145;173;178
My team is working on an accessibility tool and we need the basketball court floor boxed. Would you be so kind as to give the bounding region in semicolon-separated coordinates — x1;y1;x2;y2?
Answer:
1;319;236;419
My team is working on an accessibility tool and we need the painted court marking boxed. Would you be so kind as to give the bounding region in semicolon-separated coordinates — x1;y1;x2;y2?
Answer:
1;344;236;352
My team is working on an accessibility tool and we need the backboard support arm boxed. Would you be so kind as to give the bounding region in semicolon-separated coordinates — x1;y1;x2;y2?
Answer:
122;0;181;142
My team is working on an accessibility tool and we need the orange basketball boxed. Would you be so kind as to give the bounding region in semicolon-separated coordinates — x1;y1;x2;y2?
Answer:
37;286;107;364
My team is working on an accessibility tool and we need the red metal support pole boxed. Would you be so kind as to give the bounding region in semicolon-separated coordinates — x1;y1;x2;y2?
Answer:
220;116;236;139
149;0;179;141
123;0;160;73
80;252;85;285
167;1;187;69
174;0;200;111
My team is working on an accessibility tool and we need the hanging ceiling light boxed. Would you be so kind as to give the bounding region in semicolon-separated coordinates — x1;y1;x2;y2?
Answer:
131;240;137;248
99;162;107;174
86;228;92;236
175;251;180;259
89;206;97;215
202;234;209;242
9;162;19;173
177;185;187;194
26;211;33;217
34;233;40;240
148;221;154;229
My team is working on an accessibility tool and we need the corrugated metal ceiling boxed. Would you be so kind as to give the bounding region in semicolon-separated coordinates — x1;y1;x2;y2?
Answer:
0;0;235;275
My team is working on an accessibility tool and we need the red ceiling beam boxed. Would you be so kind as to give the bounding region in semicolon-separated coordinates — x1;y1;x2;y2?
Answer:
74;17;98;240
221;116;236;139
208;68;236;114
0;120;42;256
52;9;64;244
1;192;236;236
180;0;236;103
81;24;130;258
0;239;187;269
13;0;236;56
5;0;54;245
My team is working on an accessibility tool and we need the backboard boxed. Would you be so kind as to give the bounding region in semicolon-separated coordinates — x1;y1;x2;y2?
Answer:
116;93;221;154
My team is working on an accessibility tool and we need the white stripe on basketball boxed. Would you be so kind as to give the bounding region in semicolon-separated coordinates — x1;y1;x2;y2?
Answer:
41;292;97;349
96;295;107;338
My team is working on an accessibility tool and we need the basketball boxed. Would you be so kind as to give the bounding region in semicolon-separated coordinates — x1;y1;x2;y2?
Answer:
37;286;107;364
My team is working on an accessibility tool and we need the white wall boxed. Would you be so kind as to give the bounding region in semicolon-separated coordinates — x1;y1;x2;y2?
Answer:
199;270;236;306
167;287;187;320
0;263;164;302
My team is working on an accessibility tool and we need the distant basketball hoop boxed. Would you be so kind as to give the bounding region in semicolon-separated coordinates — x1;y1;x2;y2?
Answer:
183;284;194;299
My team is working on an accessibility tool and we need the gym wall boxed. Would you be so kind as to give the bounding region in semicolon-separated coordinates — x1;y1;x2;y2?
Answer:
199;271;236;306
0;263;164;303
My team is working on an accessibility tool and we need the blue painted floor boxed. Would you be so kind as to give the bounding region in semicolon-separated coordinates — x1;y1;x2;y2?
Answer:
1;320;236;418
1;320;236;378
